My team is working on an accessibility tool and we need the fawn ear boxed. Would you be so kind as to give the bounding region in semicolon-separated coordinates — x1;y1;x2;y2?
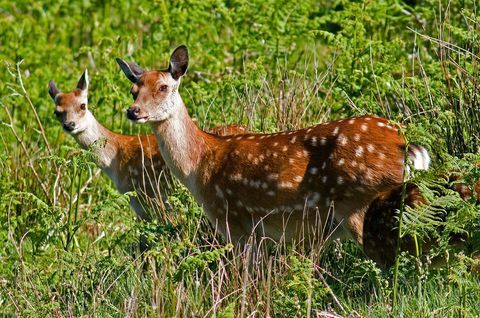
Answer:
169;45;189;80
116;58;144;83
48;80;60;101
77;69;89;91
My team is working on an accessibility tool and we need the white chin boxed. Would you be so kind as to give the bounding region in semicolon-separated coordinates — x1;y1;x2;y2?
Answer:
134;118;148;123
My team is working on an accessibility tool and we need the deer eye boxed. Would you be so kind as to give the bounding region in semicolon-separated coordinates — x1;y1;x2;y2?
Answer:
159;85;168;92
80;103;86;110
54;110;61;117
130;90;138;101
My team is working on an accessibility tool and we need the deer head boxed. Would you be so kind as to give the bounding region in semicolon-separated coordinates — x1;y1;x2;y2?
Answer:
48;70;92;134
116;45;189;123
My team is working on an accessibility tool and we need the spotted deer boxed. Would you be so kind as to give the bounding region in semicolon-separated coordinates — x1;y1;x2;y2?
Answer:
48;70;247;221
116;45;430;246
364;175;480;267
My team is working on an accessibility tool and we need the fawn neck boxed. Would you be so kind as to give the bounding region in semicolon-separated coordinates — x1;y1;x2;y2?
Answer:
149;98;210;190
73;110;118;169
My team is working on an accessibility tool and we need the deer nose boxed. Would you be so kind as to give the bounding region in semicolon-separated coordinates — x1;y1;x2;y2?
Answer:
127;106;140;120
63;121;75;132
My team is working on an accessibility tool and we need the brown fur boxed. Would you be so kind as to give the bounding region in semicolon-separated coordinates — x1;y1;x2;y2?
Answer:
51;82;247;221
118;49;430;246
363;176;480;267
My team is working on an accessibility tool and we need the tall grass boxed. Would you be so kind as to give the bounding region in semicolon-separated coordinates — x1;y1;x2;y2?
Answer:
1;0;480;316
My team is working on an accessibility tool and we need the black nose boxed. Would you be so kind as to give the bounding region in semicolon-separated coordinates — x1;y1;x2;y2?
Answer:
127;106;140;120
63;122;75;131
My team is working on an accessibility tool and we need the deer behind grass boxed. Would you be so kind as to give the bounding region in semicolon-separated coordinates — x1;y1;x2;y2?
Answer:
364;176;480;267
48;70;246;221
116;45;431;246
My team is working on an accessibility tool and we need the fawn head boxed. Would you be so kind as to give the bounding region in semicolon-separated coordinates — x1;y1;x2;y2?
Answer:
116;45;189;123
48;70;90;134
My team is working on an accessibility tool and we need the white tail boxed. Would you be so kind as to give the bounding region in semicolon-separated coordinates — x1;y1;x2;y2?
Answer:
48;70;247;221
116;46;430;245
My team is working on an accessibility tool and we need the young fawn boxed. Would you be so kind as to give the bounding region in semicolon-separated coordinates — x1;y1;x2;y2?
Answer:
48;70;246;221
364;176;480;267
116;45;430;246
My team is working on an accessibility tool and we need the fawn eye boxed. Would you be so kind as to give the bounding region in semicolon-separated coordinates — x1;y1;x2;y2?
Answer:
80;103;86;110
54;110;61;117
159;85;168;92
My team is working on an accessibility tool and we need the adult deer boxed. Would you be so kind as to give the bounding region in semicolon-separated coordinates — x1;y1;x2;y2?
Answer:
116;45;430;245
364;176;480;267
48;70;246;221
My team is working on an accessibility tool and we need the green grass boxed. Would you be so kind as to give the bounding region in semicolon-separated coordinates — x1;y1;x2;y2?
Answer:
1;0;480;316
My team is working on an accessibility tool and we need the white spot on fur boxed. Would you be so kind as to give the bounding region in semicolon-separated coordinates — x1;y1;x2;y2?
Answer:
307;192;321;207
278;181;294;189
356;146;364;157
355;186;366;193
230;173;242;181
366;169;374;181
353;133;360;142
215;184;224;198
268;173;279;180
332;127;340;136
361;124;368;132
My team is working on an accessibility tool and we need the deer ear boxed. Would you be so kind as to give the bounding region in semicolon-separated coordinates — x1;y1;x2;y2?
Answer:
116;58;144;83
77;69;89;91
169;45;189;80
48;80;60;101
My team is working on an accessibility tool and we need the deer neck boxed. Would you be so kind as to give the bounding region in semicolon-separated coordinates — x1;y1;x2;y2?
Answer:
73;110;118;169
149;99;210;189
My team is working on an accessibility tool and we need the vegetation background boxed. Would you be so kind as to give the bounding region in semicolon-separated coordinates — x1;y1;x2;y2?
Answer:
1;0;480;316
